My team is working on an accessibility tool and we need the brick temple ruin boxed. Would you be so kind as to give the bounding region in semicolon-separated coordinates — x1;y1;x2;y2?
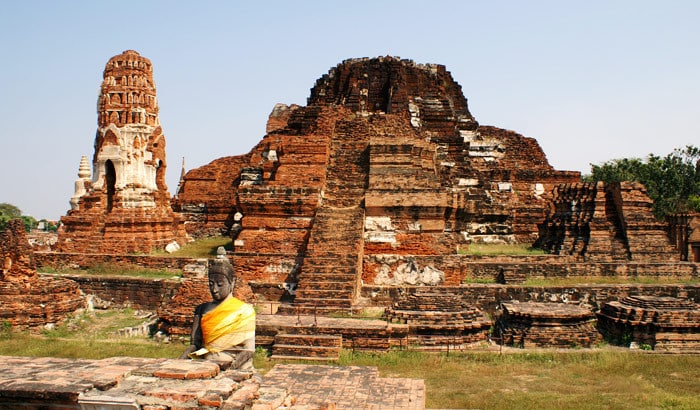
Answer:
160;56;698;356
4;51;700;408
172;56;581;311
30;52;694;351
0;220;84;330
56;50;187;254
536;181;678;261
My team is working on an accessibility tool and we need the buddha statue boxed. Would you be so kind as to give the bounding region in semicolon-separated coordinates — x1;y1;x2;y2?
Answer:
180;255;255;370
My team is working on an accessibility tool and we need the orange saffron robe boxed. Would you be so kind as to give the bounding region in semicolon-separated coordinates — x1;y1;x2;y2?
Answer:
191;296;256;357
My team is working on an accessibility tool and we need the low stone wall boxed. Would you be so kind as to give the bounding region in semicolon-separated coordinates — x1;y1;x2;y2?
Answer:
362;284;700;318
34;251;195;270
53;274;182;310
362;254;699;285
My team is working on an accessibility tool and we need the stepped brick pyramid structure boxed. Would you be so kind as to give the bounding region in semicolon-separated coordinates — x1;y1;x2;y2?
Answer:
0;220;84;329
173;56;580;314
57;50;187;254
535;181;677;261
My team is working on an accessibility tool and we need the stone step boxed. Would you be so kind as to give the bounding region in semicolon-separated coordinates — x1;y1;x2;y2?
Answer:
274;333;343;348
299;264;357;273
292;297;354;308
271;344;340;356
348;337;391;350
268;354;339;362
297;273;357;284
295;289;354;300
277;303;358;316
301;254;359;264
307;232;362;240
296;280;356;291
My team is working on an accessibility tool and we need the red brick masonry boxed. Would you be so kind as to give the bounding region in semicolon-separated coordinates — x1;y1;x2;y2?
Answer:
0;356;425;409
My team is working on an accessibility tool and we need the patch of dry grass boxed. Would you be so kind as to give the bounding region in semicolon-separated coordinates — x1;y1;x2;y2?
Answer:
461;243;547;256
0;309;183;359
40;263;180;279
330;350;700;409
153;236;232;258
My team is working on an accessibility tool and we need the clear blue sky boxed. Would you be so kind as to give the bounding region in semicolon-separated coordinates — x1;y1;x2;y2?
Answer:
1;1;698;220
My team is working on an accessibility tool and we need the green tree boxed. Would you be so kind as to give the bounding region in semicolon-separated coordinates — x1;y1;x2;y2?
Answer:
0;203;37;232
0;203;22;231
584;145;700;220
21;215;38;232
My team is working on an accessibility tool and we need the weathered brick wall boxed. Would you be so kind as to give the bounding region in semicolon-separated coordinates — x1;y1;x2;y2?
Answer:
34;251;194;270
0;221;86;329
362;255;698;286
362;284;700;317
58;274;181;310
536;181;677;261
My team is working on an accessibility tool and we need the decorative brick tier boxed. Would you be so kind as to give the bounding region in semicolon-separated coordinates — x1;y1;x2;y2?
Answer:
365;284;700;325
497;302;599;348
362;254;698;287
597;295;700;351
35;251;194;270
385;288;491;348
256;314;409;352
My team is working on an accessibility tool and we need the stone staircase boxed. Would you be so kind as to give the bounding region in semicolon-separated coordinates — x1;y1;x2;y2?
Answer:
604;189;632;260
280;118;370;314
271;333;343;361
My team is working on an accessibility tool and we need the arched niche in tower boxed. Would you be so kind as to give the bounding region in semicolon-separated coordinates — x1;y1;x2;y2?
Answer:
155;159;166;191
105;160;116;213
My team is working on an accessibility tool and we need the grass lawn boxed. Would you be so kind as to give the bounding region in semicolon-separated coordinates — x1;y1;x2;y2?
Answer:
1;278;698;410
0;309;183;359
254;349;700;409
3;309;695;409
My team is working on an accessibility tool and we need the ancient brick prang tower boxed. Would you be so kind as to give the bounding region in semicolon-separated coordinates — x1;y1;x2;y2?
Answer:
167;56;580;316
57;50;187;254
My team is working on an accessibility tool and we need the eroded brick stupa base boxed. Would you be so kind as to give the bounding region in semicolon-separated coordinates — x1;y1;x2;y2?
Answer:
598;295;700;351
497;302;599;348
